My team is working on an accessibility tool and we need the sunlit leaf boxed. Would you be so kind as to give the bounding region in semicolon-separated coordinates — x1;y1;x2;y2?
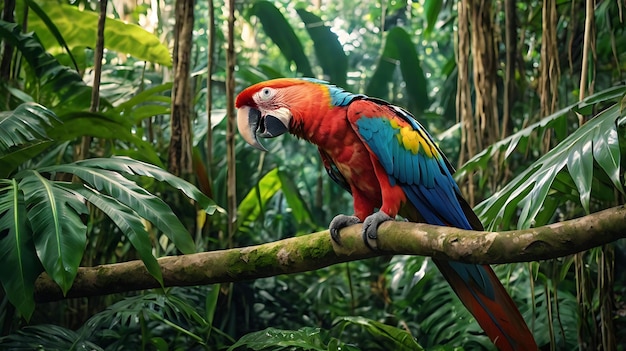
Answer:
27;1;172;66
0;20;92;111
237;168;282;230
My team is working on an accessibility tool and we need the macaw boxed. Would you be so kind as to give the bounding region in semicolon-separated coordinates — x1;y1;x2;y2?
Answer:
235;78;537;350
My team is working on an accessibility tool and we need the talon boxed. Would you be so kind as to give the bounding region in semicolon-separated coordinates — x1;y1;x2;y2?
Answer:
362;212;393;250
329;214;361;244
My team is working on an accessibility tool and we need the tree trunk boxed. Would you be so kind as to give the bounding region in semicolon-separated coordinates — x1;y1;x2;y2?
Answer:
168;0;195;178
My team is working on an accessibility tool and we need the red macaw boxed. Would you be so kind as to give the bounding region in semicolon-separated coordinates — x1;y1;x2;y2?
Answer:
235;78;537;350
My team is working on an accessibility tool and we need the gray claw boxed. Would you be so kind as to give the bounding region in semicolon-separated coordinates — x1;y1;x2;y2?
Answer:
329;214;361;244
362;212;393;250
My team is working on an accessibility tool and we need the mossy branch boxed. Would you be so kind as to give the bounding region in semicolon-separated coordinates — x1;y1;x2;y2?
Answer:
34;205;626;302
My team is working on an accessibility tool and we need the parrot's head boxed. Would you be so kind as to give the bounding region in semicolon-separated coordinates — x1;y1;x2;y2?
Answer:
235;78;325;151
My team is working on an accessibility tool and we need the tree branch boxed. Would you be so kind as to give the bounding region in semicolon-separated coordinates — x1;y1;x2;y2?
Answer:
34;206;626;302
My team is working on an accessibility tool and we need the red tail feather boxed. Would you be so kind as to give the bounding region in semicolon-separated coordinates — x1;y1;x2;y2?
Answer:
435;260;537;351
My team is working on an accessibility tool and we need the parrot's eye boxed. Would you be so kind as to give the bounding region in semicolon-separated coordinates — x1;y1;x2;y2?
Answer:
257;87;276;102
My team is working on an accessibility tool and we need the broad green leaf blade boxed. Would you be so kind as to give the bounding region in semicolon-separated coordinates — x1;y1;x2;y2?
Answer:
76;157;223;215
0;179;41;319
334;316;424;351
27;2;172;66
593;125;623;194
457;85;626;180
0;102;59;151
0;20;92;112
236;168;282;230
18;171;87;294
40;163;196;254
476;99;625;230
68;185;163;286
227;327;326;351
296;8;347;87
366;27;429;114
566;138;594;214
47;113;163;166
249;1;313;77
25;0;79;71
0;102;60;177
277;169;313;227
423;0;443;37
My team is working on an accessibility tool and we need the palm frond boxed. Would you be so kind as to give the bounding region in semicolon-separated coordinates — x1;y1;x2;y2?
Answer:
475;91;626;230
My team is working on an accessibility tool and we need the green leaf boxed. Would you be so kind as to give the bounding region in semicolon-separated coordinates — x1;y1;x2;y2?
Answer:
0;20;92;111
228;327;327;351
334;316;424;351
237;168;282;230
476;98;626;230
0;179;41;320
457;85;626;181
68;185;163;286
250;1;313;77
27;1;172;66
296;8;347;86
24;0;79;71
566;138;594;214
76;156;223;215
0;103;59;151
366;27;429;114
277;169;313;227
0;103;60;177
18;171;87;294
48;112;163;166
39;162;197;254
423;0;443;37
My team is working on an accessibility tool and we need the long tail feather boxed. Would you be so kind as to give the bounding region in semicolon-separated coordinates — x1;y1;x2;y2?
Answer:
434;260;537;351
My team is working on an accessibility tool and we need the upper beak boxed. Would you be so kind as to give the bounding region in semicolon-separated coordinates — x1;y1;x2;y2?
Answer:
237;106;289;151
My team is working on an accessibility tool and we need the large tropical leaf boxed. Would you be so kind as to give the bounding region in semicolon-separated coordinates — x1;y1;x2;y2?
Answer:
296;8;348;87
0;20;92;111
18;171;88;294
0;179;41;320
249;1;313;77
37;162;198;254
69;185;163;286
75;157;223;215
26;1;172;66
474;91;626;230
366;27;429;114
0;103;60;177
456;85;626;183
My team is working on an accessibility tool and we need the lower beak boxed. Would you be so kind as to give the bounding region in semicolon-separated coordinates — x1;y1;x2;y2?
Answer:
237;106;289;151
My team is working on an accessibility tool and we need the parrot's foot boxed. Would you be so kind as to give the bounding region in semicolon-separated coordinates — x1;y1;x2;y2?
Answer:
362;212;393;250
329;214;361;244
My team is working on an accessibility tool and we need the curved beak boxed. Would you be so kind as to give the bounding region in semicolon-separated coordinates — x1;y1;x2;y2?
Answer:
237;106;290;151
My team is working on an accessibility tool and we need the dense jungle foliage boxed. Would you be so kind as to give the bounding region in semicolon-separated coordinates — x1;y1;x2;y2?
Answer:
0;0;625;350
